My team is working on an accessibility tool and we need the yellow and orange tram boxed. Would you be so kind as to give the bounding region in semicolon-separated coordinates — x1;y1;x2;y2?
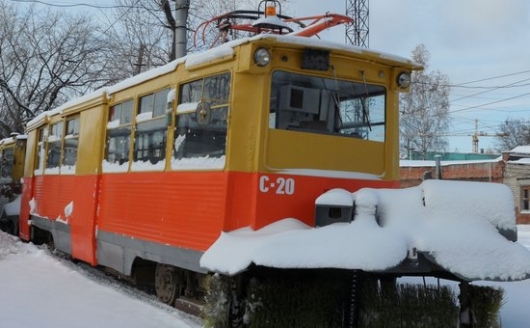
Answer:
0;133;26;195
16;28;419;309
0;134;26;234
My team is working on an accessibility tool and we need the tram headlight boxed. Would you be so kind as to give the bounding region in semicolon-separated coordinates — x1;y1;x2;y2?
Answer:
397;72;412;88
254;48;271;67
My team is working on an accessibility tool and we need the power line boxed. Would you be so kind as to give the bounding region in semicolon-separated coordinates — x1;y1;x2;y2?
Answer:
8;0;135;9
407;69;530;145
96;0;142;37
412;69;530;90
409;71;530;116
413;79;530;89
449;82;530;89
450;92;530;114
453;69;530;86
449;102;530;113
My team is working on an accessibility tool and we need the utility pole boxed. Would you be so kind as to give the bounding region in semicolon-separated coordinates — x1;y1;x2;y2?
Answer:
134;44;146;75
345;0;369;48
175;0;189;59
472;118;479;153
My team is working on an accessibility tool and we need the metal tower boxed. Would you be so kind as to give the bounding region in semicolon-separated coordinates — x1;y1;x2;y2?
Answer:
345;0;369;48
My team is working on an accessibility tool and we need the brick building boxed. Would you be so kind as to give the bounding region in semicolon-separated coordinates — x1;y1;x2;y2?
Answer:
400;159;504;188
399;152;530;225
502;146;530;224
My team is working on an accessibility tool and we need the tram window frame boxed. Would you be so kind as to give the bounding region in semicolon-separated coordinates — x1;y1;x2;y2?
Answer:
105;99;134;166
0;147;14;182
133;88;171;166
35;126;47;174
269;70;387;142
62;116;80;169
522;186;530;212
46;121;64;170
173;72;230;167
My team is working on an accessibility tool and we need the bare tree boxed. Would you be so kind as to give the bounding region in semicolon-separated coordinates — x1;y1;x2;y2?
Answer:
102;0;292;76
0;1;116;137
400;44;451;160
495;118;530;152
0;0;296;138
100;0;175;77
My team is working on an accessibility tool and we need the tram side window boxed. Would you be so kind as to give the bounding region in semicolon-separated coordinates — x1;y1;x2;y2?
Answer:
134;88;170;165
46;122;63;169
35;126;47;173
106;100;133;165
269;71;387;142
0;147;14;182
63;116;80;167
173;73;230;165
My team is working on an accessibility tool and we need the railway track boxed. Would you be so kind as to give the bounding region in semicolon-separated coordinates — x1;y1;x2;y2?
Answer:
46;247;204;323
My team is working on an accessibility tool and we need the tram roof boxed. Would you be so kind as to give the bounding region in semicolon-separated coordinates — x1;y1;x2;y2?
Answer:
251;34;421;69
27;34;420;130
0;134;27;147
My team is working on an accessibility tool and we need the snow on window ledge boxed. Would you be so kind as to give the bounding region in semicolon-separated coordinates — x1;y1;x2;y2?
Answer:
136;112;153;123
130;160;165;172
171;156;225;170
106;119;120;129
102;160;129;173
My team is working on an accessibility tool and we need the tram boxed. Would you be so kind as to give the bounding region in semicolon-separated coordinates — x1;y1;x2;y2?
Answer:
11;2;421;321
0;133;26;234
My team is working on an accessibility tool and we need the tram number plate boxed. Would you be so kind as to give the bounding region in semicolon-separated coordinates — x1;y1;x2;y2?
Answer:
259;176;295;195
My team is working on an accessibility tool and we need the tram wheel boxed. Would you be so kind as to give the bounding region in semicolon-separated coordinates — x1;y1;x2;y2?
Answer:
155;264;180;305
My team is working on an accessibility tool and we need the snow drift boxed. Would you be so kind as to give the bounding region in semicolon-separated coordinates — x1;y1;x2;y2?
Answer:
201;180;530;281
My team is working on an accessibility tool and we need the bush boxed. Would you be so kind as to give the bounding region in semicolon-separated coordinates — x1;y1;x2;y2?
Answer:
359;279;458;328
245;270;350;328
469;285;504;328
202;272;504;328
202;274;231;328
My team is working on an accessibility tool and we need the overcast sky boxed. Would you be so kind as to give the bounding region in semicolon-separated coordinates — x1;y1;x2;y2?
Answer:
292;0;530;153
18;0;530;153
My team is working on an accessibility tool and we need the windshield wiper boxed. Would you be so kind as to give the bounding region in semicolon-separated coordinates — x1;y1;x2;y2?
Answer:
360;71;372;131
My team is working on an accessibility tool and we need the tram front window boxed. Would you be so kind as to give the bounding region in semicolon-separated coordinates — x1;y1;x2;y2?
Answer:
269;71;386;142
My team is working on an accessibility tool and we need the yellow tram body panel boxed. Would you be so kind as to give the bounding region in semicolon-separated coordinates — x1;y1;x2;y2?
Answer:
228;37;409;180
18;35;420;271
0;136;27;193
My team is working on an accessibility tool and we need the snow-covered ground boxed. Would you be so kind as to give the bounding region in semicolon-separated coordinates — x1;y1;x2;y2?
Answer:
491;224;530;327
0;226;529;327
0;232;201;328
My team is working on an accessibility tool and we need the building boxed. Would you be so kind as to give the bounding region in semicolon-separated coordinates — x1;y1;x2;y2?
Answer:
400;158;504;188
399;148;530;225
503;146;530;224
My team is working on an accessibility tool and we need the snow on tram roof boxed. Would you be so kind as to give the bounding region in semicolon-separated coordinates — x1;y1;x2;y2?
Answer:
250;34;421;68
28;34;419;128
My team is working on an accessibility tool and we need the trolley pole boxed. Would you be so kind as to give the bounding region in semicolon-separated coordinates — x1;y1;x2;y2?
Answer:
175;0;189;59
